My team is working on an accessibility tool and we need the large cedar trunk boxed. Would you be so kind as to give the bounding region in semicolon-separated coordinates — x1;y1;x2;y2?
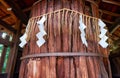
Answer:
19;0;112;78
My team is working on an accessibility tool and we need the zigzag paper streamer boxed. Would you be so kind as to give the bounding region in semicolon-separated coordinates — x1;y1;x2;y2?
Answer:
98;19;109;48
19;21;30;48
79;15;88;47
36;16;47;47
19;33;27;48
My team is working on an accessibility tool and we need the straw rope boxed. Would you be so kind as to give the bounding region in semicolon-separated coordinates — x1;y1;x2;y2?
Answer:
25;8;102;44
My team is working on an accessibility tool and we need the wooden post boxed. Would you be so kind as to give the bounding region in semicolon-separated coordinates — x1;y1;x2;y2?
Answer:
7;20;21;78
0;45;7;73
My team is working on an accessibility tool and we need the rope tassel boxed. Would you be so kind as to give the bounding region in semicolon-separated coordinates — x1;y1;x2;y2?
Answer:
79;15;88;47
36;15;47;47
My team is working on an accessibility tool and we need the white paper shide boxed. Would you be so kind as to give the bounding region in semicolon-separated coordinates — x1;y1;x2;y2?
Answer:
98;19;108;48
19;22;30;48
36;16;47;47
79;15;88;47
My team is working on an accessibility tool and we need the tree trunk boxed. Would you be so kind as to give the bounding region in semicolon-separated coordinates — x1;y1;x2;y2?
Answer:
19;0;111;78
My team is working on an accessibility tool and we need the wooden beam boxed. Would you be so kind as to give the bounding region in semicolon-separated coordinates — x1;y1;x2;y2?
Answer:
23;7;32;12
4;0;28;25
111;25;120;34
0;0;17;21
113;39;120;45
0;19;16;33
99;9;120;17
7;20;21;78
0;14;11;19
102;19;114;24
85;0;98;7
110;18;120;33
102;0;120;6
113;33;120;38
110;48;120;58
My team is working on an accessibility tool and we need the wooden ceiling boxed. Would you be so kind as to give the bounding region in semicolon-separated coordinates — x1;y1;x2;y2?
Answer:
0;0;17;34
0;0;120;52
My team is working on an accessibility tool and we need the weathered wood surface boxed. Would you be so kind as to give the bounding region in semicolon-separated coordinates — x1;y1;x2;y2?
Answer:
19;0;111;78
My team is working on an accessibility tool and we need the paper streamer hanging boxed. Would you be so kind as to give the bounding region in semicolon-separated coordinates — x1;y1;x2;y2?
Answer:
79;15;88;47
36;15;47;47
98;19;108;48
19;33;27;48
19;21;30;48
